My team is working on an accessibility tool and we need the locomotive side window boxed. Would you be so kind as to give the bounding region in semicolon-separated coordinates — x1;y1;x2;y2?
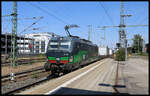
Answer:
72;42;78;53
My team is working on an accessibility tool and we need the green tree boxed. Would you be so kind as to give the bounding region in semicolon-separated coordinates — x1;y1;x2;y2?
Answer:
132;34;143;53
115;48;125;61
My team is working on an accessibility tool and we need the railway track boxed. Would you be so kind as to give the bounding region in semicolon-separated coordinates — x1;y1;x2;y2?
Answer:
3;75;56;95
1;58;46;66
2;66;66;95
2;66;45;80
1;66;50;94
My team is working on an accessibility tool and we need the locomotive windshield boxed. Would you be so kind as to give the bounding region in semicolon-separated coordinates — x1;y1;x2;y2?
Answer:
47;40;71;51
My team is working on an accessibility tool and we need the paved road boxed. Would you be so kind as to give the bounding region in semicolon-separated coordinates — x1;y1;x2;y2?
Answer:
18;58;120;95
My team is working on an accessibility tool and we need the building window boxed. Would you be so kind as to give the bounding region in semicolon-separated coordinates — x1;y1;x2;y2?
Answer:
41;41;45;52
41;46;45;52
36;46;39;49
36;50;39;54
41;49;45;52
35;41;39;45
41;41;45;45
34;35;40;37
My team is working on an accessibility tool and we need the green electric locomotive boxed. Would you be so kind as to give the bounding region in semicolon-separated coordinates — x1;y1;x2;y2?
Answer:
44;35;98;75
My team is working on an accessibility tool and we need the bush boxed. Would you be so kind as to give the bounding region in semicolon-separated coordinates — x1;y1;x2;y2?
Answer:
32;72;38;79
115;48;125;61
137;52;148;56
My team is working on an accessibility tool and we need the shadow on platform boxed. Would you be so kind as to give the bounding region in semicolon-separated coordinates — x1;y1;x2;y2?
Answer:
98;83;128;95
50;87;128;95
99;83;126;88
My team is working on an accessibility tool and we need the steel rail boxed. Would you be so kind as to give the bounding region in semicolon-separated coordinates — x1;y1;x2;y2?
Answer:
2;66;44;79
1;59;46;66
2;75;55;95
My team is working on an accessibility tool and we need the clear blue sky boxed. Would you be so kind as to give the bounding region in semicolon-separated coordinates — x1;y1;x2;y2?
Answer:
2;1;148;49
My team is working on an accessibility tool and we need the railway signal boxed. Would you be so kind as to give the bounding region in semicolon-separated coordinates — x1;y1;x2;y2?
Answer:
19;16;43;34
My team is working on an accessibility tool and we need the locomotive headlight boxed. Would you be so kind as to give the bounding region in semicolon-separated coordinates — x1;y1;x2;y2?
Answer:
69;56;73;62
56;58;60;60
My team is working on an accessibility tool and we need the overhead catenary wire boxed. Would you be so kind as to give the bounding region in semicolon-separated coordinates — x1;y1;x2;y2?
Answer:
28;2;89;40
2;17;40;22
124;2;147;25
98;2;116;46
17;14;45;34
28;2;86;37
2;20;11;34
19;16;43;34
138;16;148;25
126;21;148;38
27;2;97;42
126;4;148;38
38;2;73;22
99;2;115;26
28;2;69;25
121;2;148;41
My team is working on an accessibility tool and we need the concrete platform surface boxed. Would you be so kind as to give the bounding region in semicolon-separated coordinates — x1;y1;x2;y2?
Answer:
123;57;149;95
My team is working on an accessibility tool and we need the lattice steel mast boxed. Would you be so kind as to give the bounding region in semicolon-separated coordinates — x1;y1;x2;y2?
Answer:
11;1;17;67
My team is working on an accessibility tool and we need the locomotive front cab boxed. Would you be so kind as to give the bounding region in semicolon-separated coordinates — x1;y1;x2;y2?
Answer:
44;37;74;73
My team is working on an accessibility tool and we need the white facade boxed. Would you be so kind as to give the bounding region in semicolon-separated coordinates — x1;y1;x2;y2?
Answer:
25;32;59;54
17;37;33;54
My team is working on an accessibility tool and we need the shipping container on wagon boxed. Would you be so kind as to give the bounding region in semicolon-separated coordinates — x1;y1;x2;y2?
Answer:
98;46;109;56
109;49;113;55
